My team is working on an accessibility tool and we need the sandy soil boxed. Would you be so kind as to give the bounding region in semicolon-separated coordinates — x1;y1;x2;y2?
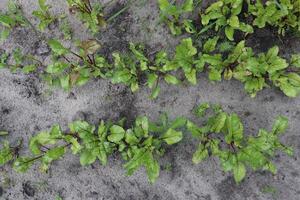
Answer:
0;0;300;199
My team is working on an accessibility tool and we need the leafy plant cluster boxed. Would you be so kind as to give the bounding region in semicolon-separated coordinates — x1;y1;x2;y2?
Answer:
187;103;293;183
158;0;300;38
1;114;185;184
248;0;300;36
0;105;292;184
66;0;106;34
200;39;300;97
0;0;299;98
2;34;299;98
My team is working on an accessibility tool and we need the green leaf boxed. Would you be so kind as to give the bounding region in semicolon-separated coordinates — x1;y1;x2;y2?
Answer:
263;162;277;174
108;125;125;143
42;146;66;166
76;75;90;87
186;120;202;137
130;81;139;92
80;149;97;166
125;129;139;144
164;74;180;85
266;46;279;61
64;135;81;154
183;19;196;33
1;29;10;41
0;15;15;27
203;36;219;53
124;149;147;175
111;70;132;84
225;26;234;41
46;62;69;74
161;128;183;145
192;144;208;164
13;157;34;172
291;54;300;68
224;114;244;144
69;121;93;134
96;145;108;165
170;117;187;129
182;0;194;12
272;116;288;135
175;38;197;60
0;141;13;165
60;75;70;90
22;65;36;74
151;86;161;99
228;15;240;28
287;73;300;87
0;131;8;136
279;80;299;97
210;112;227;133
48;39;69;55
158;0;170;11
147;73;158;89
129;43;148;63
124;149;160;183
135;116;149;136
194;103;210;117
233;162;246;183
29;132;57;155
145;159;160;184
38;0;49;12
185;68;197;85
208;68;222;81
268;57;288;74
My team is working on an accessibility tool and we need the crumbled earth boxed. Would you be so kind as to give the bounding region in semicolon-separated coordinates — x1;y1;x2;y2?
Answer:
0;0;300;200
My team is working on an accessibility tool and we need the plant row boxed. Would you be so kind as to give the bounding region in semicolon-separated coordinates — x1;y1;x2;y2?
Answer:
159;0;300;37
0;104;293;184
0;0;299;98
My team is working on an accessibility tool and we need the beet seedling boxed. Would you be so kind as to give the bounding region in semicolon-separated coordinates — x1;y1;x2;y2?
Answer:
0;133;22;166
66;0;106;34
45;39;104;90
32;0;57;31
158;0;196;35
0;48;44;74
187;103;293;183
